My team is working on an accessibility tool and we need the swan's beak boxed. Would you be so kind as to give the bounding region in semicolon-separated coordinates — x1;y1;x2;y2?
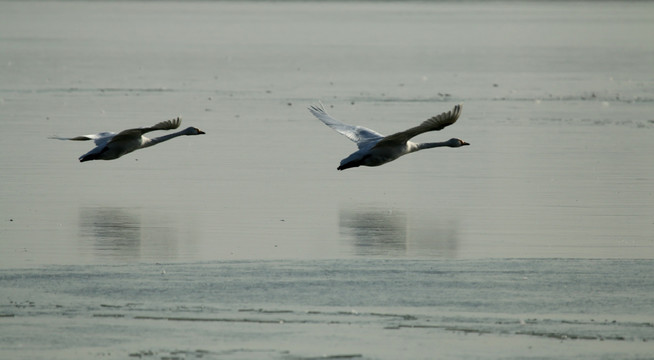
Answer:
198;130;206;135
462;141;470;146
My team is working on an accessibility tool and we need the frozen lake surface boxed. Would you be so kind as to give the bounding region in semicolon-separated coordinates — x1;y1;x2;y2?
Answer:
2;259;654;360
1;1;653;359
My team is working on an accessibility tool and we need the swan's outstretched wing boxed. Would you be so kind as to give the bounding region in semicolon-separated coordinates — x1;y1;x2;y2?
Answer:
107;117;182;144
138;117;181;134
114;117;181;137
50;118;180;147
308;103;384;149
49;132;116;147
373;104;462;147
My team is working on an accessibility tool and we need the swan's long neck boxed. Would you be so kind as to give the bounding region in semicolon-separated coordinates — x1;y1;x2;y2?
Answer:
414;141;452;151
141;130;188;148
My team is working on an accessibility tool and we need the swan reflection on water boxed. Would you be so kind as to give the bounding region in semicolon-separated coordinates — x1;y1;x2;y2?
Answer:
339;206;458;258
79;207;142;260
78;207;176;261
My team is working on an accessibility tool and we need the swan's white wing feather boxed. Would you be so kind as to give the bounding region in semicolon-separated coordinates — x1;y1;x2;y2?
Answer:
49;132;116;146
308;103;384;149
90;132;117;146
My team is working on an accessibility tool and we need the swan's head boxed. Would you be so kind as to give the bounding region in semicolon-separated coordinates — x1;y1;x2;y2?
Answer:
447;138;469;147
183;127;206;135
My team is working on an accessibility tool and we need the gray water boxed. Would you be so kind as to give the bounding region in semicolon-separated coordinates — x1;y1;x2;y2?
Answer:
1;1;653;359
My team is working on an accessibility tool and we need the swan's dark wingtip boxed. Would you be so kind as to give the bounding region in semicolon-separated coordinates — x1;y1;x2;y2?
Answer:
308;104;324;114
308;101;328;114
451;103;463;121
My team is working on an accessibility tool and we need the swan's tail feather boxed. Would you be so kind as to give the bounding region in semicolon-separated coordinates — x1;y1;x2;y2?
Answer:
79;147;109;162
337;158;364;171
79;153;99;162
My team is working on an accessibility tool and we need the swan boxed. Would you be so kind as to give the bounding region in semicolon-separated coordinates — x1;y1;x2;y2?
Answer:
51;117;205;162
308;103;468;170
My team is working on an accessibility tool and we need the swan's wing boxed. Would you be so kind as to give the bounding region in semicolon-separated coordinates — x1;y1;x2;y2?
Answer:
141;117;181;133
108;117;182;144
373;104;462;147
116;117;182;137
49;132;116;146
51;117;180;149
308;103;384;149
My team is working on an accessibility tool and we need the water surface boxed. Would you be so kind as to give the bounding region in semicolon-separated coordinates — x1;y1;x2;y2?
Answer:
1;1;653;265
0;1;653;359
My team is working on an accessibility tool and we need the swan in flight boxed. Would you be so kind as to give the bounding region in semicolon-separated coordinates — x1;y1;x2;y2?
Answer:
51;117;205;162
308;103;468;170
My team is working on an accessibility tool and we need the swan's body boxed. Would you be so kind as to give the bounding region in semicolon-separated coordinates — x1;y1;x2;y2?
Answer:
51;117;205;162
308;103;468;170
